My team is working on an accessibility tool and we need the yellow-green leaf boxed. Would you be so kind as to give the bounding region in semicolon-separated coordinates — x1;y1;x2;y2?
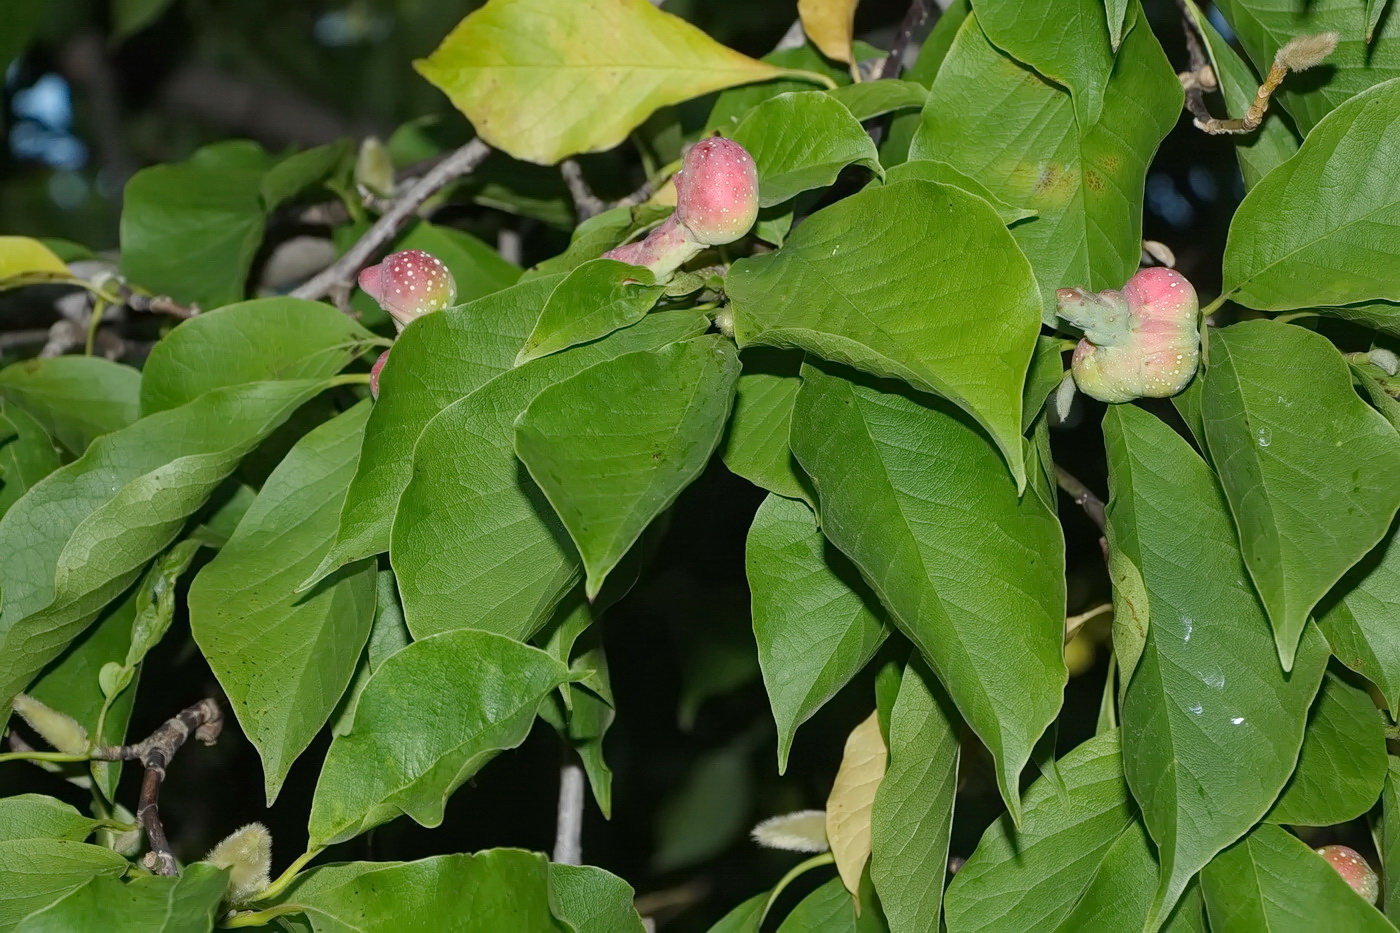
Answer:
799;0;860;65
415;0;793;165
0;236;73;285
825;711;886;899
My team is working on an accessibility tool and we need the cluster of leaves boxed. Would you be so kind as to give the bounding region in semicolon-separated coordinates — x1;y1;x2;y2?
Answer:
1;0;1400;930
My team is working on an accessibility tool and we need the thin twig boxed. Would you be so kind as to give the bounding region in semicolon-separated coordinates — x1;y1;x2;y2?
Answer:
552;754;585;866
1173;0;1219;130
291;138;491;307
91;698;223;876
561;159;608;221
1054;465;1107;533
879;0;934;80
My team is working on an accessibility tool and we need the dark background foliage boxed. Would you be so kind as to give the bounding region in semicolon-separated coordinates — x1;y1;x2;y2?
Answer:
0;1;1376;928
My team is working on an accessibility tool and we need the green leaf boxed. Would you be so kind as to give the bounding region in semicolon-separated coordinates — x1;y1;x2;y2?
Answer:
331;565;411;738
516;336;739;597
746;494;886;771
308;630;571;847
1214;0;1400;134
1369;0;1393;43
0;378;336;721
0;236;71;282
1104;403;1330;922
707;894;766;933
0;796;99;843
1266;669;1387;825
730;91;882;208
391;311;709;640
1022;336;1067;431
277;851;565;933
0;401;59;517
517;259;665;364
1106;0;1130;49
0;839;129;929
1200;321;1400;667
549;863;647;933
1319;522;1400;713
311;275;559;584
1201;824;1392;931
414;0;790;164
652;739;754;872
28;552;194;800
119;141;273;309
13;861;228;932
258;140;350;210
911;7;1180;320
123;540;201;671
884;160;1036;225
830;80;928;121
140;298;376;414
790;363;1066;822
0;357;141;454
973;0;1115;126
1223;79;1400;312
776;875;886;932
537;593;618;816
1385;757;1400;924
871;658;958;933
112;0;174;38
707;42;872;133
946;731;1156;932
191;402;377;804
1187;2;1299;191
721;349;810;503
728;180;1041;488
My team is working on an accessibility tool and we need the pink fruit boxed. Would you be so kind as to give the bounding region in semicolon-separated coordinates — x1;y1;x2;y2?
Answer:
369;349;390;400
601;136;759;281
674;136;759;247
1057;267;1200;403
1317;845;1379;904
358;249;456;331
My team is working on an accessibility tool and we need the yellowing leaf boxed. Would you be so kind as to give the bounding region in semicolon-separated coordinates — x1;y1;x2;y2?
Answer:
0;237;73;284
415;0;793;165
799;0;859;65
826;711;886;899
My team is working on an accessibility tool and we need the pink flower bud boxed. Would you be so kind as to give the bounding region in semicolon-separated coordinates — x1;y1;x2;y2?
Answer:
674;137;759;247
1316;845;1379;904
358;249;456;332
369;349;390;400
1060;268;1200;403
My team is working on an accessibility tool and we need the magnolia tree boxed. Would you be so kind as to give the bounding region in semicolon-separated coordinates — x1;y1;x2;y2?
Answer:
1;0;1399;929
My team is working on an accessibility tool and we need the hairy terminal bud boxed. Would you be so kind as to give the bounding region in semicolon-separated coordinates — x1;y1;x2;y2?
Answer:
206;822;273;905
1058;267;1200;404
357;249;456;332
12;693;89;755
601;137;758;282
750;810;830;853
1317;845;1380;904
674;136;759;247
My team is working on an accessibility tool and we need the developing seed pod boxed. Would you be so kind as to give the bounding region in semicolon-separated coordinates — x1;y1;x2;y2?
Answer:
357;249;456;332
1316;845;1379;904
673;136;759;247
1057;267;1200;404
602;137;759;281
